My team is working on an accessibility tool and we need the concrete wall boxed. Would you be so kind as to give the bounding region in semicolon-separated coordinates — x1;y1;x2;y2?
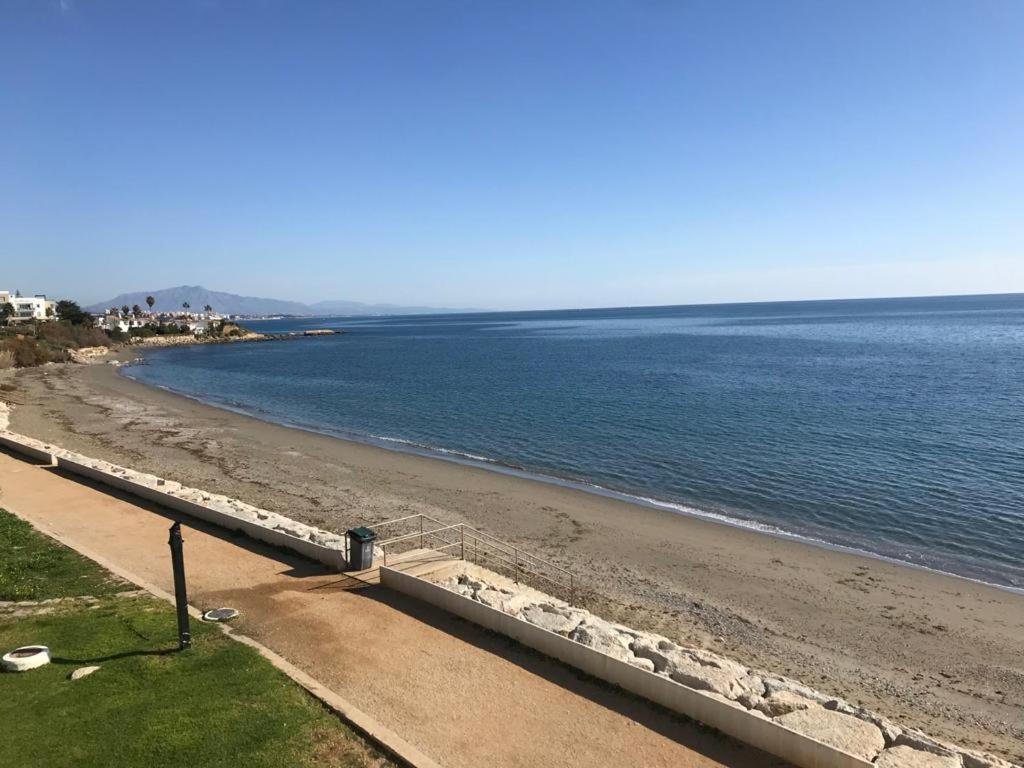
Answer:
56;455;347;571
381;566;873;768
0;432;54;465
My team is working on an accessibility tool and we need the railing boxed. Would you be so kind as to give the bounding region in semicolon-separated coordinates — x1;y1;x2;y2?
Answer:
372;514;577;599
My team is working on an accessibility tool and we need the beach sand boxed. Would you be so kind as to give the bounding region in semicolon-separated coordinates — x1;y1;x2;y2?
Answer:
3;360;1022;762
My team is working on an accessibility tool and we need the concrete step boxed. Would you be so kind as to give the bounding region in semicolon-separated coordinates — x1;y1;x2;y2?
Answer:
346;548;455;586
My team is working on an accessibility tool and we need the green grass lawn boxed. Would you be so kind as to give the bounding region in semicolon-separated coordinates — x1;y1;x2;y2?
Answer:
0;509;393;768
0;509;128;601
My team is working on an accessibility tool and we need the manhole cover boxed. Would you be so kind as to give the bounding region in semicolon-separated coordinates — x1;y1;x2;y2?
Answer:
203;608;239;622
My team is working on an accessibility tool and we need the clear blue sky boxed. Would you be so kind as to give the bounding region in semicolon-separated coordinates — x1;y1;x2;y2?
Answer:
2;0;1022;310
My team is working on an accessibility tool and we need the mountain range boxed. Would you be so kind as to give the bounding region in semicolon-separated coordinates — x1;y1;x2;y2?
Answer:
86;286;478;317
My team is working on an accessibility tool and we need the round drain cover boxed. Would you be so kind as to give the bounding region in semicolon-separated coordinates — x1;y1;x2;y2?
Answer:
203;608;239;622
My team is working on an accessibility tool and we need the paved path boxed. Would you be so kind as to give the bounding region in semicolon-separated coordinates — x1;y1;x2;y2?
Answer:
0;450;786;768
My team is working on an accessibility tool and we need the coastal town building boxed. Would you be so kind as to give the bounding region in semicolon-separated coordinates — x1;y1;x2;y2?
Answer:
0;290;56;322
98;314;149;334
94;309;221;336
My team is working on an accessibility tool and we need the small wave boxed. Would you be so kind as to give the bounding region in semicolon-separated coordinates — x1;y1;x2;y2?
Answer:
367;433;497;464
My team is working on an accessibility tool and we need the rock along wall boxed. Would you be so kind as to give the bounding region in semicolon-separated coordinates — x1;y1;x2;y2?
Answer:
413;565;1016;768
0;428;348;570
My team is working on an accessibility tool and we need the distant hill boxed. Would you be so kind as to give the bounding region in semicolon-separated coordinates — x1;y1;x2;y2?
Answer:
86;286;477;317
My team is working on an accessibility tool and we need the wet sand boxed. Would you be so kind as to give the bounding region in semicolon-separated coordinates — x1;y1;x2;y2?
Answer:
3;360;1023;762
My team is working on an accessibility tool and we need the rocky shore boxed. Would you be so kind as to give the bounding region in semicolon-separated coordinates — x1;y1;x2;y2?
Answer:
128;327;342;349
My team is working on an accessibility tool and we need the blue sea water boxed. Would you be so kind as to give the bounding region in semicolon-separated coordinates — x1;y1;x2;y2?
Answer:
123;294;1024;589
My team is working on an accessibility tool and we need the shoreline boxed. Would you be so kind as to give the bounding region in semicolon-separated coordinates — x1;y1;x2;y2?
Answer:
4;359;1023;762
120;357;1023;596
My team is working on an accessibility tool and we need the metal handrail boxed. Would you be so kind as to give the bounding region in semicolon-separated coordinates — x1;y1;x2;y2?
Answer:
370;513;578;598
378;523;464;548
460;528;575;594
371;512;446;531
460;525;575;579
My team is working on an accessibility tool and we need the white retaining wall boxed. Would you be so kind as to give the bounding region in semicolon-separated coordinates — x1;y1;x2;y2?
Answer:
0;432;55;465
54;455;347;570
381;566;872;768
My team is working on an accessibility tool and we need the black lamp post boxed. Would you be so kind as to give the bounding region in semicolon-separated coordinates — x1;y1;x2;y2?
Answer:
168;522;191;650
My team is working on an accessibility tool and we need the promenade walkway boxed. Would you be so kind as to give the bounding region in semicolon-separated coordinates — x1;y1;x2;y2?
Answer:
0;449;786;768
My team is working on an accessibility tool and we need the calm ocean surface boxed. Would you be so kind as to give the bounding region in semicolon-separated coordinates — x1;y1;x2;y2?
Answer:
124;294;1024;589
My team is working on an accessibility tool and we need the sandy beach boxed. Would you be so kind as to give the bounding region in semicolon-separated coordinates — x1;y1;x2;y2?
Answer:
2;359;1022;762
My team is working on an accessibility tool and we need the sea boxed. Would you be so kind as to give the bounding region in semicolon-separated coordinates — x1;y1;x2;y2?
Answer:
122;293;1024;590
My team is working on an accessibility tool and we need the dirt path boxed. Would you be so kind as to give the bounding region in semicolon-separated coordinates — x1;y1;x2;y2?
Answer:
0;450;786;768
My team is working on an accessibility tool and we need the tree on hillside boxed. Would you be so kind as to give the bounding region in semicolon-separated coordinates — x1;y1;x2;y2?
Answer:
132;304;143;318
146;295;155;312
1;302;14;326
55;300;92;326
203;304;213;314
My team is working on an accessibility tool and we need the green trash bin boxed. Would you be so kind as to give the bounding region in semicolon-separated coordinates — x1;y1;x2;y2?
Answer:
347;527;376;570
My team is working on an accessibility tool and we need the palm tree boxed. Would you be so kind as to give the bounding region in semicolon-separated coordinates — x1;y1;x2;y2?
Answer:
132;304;143;318
146;295;155;313
182;302;191;313
121;304;130;317
203;304;213;315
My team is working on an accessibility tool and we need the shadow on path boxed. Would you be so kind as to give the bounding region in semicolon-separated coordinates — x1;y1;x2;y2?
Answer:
354;584;792;768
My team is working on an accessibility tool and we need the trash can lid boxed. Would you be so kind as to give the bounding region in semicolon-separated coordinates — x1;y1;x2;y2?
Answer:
347;526;376;542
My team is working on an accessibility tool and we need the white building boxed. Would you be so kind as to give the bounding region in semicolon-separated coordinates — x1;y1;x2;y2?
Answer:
0;291;56;322
99;314;148;333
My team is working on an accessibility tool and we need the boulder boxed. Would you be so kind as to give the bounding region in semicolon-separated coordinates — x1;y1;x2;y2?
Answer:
69;665;101;681
823;699;901;743
662;648;762;701
875;746;962;768
776;707;885;761
475;588;512;610
630;638;674;673
895;730;961;759
568;618;634;662
668;659;758;700
520;603;586;635
756;690;816;718
762;675;832;705
961;752;1017;768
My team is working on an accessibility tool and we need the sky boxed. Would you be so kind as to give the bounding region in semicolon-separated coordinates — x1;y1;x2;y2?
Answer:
1;0;1022;311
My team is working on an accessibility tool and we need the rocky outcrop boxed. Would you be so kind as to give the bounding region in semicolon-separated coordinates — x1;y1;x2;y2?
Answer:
68;346;109;364
439;568;1021;768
